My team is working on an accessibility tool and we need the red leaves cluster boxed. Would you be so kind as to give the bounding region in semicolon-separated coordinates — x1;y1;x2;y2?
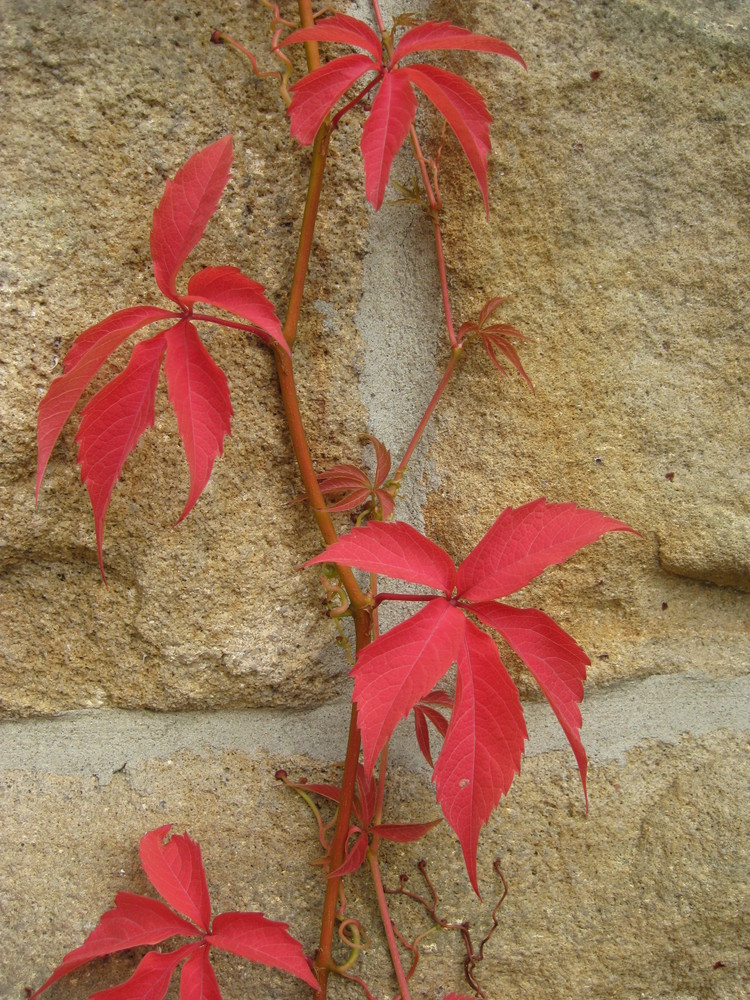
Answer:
458;296;534;388
307;499;637;891
31;826;318;999
281;13;526;211
36;136;285;576
288;764;440;878
302;434;396;519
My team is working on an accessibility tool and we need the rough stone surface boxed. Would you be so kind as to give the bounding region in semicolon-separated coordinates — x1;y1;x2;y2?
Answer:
1;1;748;998
2;0;748;713
1;0;371;714
3;721;748;999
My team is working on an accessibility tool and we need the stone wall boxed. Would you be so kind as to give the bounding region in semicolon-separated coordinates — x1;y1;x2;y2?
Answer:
1;1;747;998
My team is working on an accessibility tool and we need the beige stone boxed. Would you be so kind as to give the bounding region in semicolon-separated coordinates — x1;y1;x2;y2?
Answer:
2;1;748;713
3;728;747;999
1;2;748;999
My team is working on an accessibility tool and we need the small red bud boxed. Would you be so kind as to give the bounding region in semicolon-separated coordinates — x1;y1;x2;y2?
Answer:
274;769;288;781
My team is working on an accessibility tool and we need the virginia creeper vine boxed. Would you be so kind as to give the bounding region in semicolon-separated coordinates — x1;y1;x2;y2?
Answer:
32;2;636;998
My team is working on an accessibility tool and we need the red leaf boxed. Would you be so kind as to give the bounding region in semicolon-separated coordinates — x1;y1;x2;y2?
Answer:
317;466;372;491
281;12;383;63
151;136;233;301
305;520;457;594
299;782;343;804
62;306;174;374
352;598;466;773
75;332;167;576
421;688;454;708
482;328;534;388
288;54;377;145
179;945;223;1000
403;64;493;215
206;912;318;990
355;764;377;825
478;296;510;327
376;488;396;520
420;704;450;737
329;830;369;877
368;434;392;488
29;893;200;999
183;266;288;355
88;944;200;1000
139;826;211;933
414;706;434;766
457;499;637;601
360;69;417;209
318;488;372;513
371;818;441;842
414;699;450;767
36;306;173;497
433;622;527;894
471;603;591;805
391;20;526;69
163;320;233;523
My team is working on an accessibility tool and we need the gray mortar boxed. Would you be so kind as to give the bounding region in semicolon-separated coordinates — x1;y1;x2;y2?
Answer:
352;0;439;533
2;673;747;785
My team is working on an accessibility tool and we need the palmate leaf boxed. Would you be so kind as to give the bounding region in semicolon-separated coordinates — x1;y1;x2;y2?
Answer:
32;827;318;999
37;137;287;578
282;15;525;210
293;762;440;877
29;893;200;999
36;306;174;497
298;434;395;517
307;500;635;888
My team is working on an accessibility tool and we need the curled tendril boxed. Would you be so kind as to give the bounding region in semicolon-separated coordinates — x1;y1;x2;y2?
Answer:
212;0;297;107
384;858;508;999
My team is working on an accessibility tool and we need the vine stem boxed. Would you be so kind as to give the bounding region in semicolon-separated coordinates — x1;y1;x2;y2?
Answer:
408;126;459;348
368;844;413;1000
268;4;370;996
272;2;465;994
370;0;387;35
392;346;463;484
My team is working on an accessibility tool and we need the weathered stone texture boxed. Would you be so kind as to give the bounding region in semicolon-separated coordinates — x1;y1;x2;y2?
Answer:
2;0;748;713
1;0;370;714
3;731;747;999
423;0;749;692
1;1;748;998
